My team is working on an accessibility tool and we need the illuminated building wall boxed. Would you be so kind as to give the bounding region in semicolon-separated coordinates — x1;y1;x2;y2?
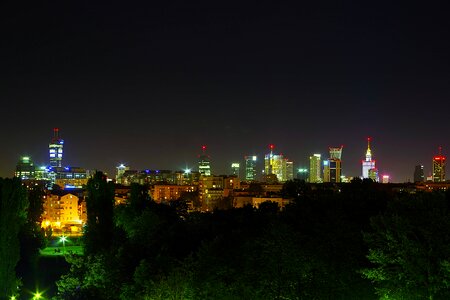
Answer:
433;147;446;182
116;164;129;184
286;160;294;181
245;155;257;181
323;159;341;183
15;156;35;179
323;146;343;183
231;162;240;178
42;193;82;230
309;154;322;183
152;185;197;203
49;128;64;167
198;145;211;176
264;145;291;182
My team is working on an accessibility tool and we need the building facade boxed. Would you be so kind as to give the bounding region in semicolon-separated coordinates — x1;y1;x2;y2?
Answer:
49;128;64;168
309;154;322;183
244;155;257;181
432;147;446;182
362;137;378;181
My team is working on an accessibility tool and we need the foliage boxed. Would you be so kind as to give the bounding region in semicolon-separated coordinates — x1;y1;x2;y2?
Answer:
84;171;115;255
0;178;28;299
362;192;450;299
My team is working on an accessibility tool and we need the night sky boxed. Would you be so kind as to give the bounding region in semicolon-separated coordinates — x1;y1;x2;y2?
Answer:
1;1;450;182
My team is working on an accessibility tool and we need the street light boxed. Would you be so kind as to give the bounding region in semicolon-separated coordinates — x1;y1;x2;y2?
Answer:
59;235;68;255
32;291;43;300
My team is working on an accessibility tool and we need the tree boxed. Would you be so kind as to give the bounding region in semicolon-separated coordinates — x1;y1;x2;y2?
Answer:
84;172;115;255
0;178;28;299
362;192;450;299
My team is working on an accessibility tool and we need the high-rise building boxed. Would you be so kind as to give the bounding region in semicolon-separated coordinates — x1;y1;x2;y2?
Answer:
309;154;322;183
414;165;424;183
231;163;240;178
15;156;35;180
116;164;129;184
244;155;257;181
264;144;292;182
198;145;211;176
362;137;377;181
285;160;294;181
49;128;64;167
296;168;308;181
432;147;446;182
323;146;343;183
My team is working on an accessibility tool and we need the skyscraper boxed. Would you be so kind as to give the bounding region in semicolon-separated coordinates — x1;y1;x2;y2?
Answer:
309;154;322;183
362;137;377;181
15;156;35;180
231;162;240;178
198;145;211;176
323;146;343;183
413;165;424;183
264;144;291;182
432;147;446;182
49;128;64;168
244;155;257;181
116;163;129;184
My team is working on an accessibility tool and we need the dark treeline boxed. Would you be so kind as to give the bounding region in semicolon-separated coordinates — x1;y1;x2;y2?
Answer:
0;178;47;300
53;174;450;299
6;172;449;300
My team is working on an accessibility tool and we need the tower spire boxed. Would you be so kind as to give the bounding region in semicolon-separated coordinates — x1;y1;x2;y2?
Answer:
366;137;372;160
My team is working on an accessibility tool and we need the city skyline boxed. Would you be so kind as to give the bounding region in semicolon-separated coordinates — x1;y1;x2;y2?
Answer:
1;2;449;182
6;128;448;183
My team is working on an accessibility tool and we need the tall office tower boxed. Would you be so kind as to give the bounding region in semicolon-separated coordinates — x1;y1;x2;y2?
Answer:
414;165;425;183
432;147;446;182
49;128;64;167
323;146;343;183
309;154;322;183
264;144;290;182
297;168;308;181
231;162;240;178
15;156;36;180
362;137;377;181
198;145;211;176
244;155;257;181
116;163;129;183
286;160;294;181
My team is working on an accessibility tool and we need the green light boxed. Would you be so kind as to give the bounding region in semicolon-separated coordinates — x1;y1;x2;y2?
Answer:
59;235;68;255
10;296;16;300
32;291;43;299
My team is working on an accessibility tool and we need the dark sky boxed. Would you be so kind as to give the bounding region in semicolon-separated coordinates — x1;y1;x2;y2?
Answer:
1;1;449;182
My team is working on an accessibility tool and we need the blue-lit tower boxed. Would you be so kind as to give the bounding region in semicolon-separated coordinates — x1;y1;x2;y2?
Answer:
49;128;64;167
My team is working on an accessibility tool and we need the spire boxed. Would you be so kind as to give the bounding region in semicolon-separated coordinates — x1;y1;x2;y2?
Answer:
365;137;372;161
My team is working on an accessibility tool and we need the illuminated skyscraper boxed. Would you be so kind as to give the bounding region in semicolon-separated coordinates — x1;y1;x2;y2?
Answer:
198;145;211;176
286;160;294;181
362;137;377;181
432;147;446;182
116;163;129;184
414;165;424;183
309;154;322;183
264;145;291;182
323;146;343;183
49;128;64;167
15;156;35;180
231;162;240;178
244;155;257;181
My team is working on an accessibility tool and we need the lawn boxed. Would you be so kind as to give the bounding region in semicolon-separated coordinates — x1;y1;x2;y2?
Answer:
40;245;84;256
